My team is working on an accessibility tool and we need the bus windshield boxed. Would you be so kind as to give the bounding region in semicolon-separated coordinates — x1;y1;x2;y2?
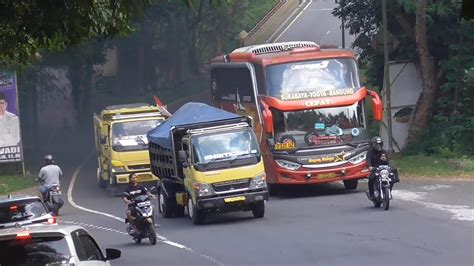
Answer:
272;102;367;150
265;58;360;100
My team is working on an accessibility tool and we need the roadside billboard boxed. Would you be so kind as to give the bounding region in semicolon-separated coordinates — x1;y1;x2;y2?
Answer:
0;70;22;163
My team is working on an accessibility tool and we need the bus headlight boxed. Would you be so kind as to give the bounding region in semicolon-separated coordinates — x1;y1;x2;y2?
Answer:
348;152;367;165
275;159;301;170
250;173;267;189
193;182;213;197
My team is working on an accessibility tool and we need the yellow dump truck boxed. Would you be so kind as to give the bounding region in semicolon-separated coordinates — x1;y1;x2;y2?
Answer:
94;103;167;192
148;102;268;225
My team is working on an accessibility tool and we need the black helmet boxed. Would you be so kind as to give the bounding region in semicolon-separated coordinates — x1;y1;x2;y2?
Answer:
44;154;54;164
371;136;383;148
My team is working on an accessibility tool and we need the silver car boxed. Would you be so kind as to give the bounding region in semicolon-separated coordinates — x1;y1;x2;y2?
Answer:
0;195;56;229
0;225;121;265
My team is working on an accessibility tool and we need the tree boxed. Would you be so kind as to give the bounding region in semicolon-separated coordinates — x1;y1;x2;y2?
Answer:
0;0;152;68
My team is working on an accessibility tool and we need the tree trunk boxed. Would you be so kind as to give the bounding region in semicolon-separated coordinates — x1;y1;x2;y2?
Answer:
408;0;437;141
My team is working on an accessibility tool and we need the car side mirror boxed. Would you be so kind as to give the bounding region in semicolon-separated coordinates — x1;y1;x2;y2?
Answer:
105;248;121;260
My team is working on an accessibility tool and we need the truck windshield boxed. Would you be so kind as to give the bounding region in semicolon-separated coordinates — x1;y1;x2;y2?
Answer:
265;58;360;100
272;102;367;150
112;118;163;152
192;129;260;164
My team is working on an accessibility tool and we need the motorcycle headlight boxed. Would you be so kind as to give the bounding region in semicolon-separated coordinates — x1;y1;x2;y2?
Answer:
249;173;267;189
275;159;301;170
348;151;367;165
193;182;214;197
380;169;390;179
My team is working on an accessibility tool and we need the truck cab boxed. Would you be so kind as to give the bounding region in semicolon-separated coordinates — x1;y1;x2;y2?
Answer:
94;103;167;191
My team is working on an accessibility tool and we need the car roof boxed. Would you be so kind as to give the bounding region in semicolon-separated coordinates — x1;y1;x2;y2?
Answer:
0;224;86;237
0;194;41;204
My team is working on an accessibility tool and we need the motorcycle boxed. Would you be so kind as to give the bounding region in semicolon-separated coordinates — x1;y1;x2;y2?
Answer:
44;184;64;216
365;165;396;210
125;194;157;245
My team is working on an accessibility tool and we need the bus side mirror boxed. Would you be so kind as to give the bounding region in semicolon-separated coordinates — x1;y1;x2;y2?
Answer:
367;89;383;121
260;101;274;134
262;110;274;134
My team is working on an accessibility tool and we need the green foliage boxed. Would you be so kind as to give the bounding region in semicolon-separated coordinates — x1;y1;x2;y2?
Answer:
0;175;36;195
392;155;474;177
335;0;474;156
0;0;153;68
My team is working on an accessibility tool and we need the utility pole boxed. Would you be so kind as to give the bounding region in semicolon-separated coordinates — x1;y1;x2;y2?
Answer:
382;0;394;153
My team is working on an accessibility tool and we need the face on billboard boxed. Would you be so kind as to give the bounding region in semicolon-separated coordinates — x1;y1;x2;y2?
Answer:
0;98;7;116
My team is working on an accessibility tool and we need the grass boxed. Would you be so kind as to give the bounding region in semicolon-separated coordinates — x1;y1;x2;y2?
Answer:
0;175;36;195
392;155;474;178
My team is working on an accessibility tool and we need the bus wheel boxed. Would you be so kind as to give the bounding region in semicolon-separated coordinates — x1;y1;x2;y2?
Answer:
343;179;358;190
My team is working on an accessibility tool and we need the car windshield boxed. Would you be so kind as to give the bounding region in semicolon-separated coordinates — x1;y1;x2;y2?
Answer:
192;129;260;164
272;102;367;151
0;236;71;265
0;199;49;224
112;118;163;152
265;58;360;100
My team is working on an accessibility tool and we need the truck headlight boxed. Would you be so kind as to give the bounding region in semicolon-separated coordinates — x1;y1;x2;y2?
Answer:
275;159;301;170
193;182;214;197
111;160;126;173
348;151;367;165
111;166;126;173
249;173;267;189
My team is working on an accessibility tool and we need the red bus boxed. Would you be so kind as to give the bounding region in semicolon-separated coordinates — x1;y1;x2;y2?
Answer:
210;41;383;194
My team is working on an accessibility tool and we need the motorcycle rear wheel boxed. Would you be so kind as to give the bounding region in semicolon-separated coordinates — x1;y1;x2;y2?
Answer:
148;224;157;245
383;187;390;210
134;237;142;244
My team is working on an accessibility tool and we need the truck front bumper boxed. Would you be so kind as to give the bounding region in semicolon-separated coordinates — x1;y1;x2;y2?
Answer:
114;171;159;184
196;190;268;212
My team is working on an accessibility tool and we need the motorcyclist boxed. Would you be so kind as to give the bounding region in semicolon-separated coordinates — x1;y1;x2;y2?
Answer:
123;173;155;233
367;137;389;200
37;155;63;201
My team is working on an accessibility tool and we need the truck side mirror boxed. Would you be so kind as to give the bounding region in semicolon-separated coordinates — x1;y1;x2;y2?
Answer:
100;136;107;144
178;150;187;163
267;138;275;149
367;89;383;121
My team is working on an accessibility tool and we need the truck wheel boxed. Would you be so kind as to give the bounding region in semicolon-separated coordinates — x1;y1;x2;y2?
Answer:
251;201;265;218
158;190;173;218
97;168;106;189
343;179;358;190
174;205;185;217
188;198;205;225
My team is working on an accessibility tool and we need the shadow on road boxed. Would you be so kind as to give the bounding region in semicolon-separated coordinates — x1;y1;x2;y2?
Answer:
270;182;364;199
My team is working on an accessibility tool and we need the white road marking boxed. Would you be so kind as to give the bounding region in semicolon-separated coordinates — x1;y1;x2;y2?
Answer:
420;184;452;191
274;0;313;42
67;153;224;265
393;190;474;221
326;30;331;35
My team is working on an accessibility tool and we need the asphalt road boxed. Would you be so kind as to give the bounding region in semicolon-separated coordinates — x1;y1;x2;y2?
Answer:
54;152;473;266
275;0;356;48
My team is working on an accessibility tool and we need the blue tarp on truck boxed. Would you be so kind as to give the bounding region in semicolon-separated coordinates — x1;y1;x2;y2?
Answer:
147;102;242;150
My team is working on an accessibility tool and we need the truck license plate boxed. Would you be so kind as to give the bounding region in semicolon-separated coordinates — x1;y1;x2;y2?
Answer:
224;196;245;203
317;172;336;179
